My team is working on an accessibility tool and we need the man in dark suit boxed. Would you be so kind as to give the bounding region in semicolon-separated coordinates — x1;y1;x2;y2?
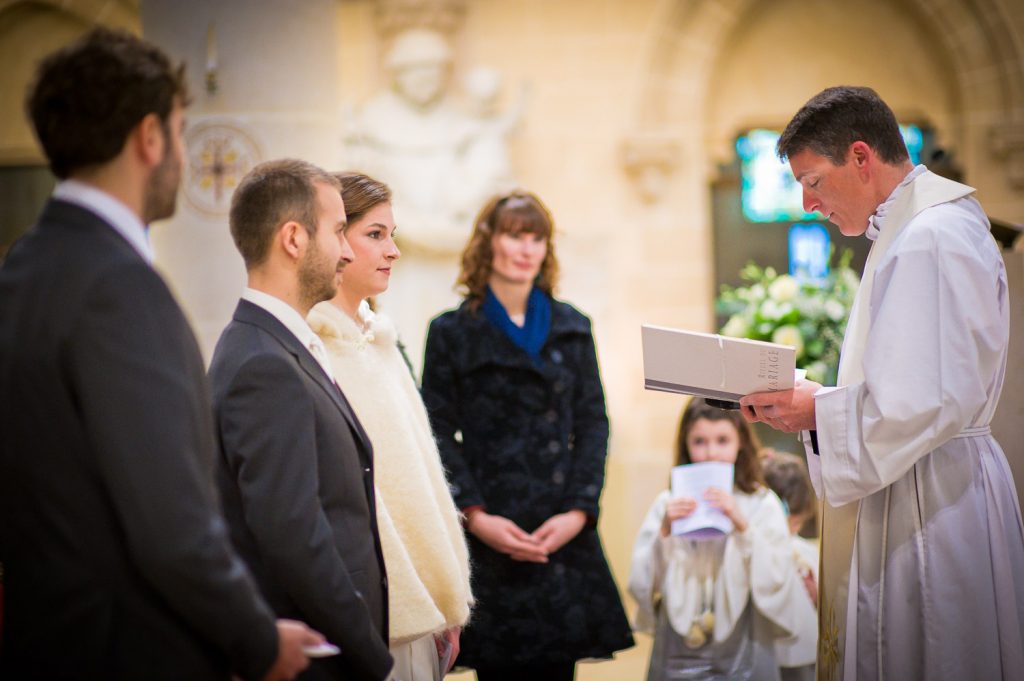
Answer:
210;159;394;681
0;28;321;681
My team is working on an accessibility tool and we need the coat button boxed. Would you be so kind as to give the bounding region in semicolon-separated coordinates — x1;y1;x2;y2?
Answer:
552;470;565;485
364;467;371;475
553;380;566;393
545;410;558;423
550;350;563;364
548;440;561;454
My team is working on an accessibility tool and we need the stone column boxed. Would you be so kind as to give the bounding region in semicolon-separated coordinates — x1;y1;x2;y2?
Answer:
993;248;1024;501
141;0;341;359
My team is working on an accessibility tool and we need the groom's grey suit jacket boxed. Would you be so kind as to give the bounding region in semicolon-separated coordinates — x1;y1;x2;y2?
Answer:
209;299;392;681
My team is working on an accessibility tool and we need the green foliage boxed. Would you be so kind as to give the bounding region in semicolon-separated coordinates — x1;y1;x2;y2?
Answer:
716;249;859;385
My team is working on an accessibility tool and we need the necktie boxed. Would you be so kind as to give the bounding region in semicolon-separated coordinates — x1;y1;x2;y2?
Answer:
307;336;336;384
308;338;363;440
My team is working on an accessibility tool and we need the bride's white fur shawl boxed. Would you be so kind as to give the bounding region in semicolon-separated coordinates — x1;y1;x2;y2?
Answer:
308;300;472;644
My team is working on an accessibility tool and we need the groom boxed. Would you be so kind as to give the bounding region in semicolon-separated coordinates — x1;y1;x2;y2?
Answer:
210;159;394;681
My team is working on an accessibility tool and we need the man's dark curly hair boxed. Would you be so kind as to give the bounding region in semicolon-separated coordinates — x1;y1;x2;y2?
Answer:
776;86;909;166
26;27;189;179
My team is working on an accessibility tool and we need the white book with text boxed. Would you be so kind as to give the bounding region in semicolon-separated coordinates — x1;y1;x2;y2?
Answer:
641;324;796;401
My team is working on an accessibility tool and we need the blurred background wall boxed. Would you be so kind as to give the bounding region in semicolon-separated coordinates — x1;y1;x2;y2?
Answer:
2;1;1023;678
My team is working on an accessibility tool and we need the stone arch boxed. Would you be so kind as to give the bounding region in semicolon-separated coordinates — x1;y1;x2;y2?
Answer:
630;0;1024;192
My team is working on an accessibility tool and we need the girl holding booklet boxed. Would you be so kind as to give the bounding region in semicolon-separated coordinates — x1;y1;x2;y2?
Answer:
628;398;805;681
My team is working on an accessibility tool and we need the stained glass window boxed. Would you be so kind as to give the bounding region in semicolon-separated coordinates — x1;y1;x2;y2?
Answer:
789;222;831;281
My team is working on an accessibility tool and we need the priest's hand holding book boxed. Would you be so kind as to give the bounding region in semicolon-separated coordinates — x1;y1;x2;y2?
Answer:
739;378;821;433
637;321;820;433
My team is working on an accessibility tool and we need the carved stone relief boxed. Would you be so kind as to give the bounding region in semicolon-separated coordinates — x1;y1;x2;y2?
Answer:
990;120;1024;189
342;13;525;256
621;133;683;204
183;119;262;217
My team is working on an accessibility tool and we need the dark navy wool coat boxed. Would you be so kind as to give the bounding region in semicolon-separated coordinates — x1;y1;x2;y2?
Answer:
422;298;634;668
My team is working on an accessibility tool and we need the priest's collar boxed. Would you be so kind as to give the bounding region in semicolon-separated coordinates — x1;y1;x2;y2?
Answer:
866;164;927;241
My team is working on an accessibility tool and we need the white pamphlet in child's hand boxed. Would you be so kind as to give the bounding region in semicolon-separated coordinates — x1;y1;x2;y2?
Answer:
670;461;735;539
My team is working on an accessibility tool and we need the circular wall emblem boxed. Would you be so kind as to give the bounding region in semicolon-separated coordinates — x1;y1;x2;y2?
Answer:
183;121;262;216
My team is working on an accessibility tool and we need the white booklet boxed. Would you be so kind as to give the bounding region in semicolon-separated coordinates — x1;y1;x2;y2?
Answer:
641;324;796;402
670;461;735;539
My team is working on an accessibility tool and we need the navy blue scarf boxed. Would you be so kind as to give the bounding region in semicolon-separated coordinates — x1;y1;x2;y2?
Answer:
482;286;551;363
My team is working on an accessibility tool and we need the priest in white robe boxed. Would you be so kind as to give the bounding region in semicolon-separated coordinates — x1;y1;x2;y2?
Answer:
740;86;1024;681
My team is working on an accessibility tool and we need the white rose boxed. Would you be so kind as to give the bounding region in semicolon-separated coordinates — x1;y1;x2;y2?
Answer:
805;360;829;383
721;315;749;338
824;299;847;321
797;296;824;318
840;269;861;291
768;275;799;302
760;299;783;321
772;324;804;358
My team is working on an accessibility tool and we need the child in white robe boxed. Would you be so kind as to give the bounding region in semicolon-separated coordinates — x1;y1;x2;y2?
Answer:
762;451;819;681
629;398;805;681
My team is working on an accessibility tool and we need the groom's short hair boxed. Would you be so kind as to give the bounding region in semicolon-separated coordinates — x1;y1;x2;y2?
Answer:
229;159;340;269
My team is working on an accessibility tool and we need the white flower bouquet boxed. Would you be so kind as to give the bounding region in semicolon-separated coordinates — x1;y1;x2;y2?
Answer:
716;250;860;385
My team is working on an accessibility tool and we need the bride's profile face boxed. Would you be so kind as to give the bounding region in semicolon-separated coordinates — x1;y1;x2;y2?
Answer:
340;201;400;300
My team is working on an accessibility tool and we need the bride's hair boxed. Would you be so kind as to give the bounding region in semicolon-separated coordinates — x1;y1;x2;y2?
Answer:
332;172;391;227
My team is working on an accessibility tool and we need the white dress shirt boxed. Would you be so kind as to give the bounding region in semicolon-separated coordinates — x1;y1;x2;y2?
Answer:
240;287;336;382
53;179;153;263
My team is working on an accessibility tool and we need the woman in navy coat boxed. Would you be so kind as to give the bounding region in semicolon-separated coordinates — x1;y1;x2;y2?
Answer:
421;191;633;680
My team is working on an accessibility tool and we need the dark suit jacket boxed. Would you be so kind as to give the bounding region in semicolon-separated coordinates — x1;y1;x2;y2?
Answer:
0;200;279;681
209;300;392;681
